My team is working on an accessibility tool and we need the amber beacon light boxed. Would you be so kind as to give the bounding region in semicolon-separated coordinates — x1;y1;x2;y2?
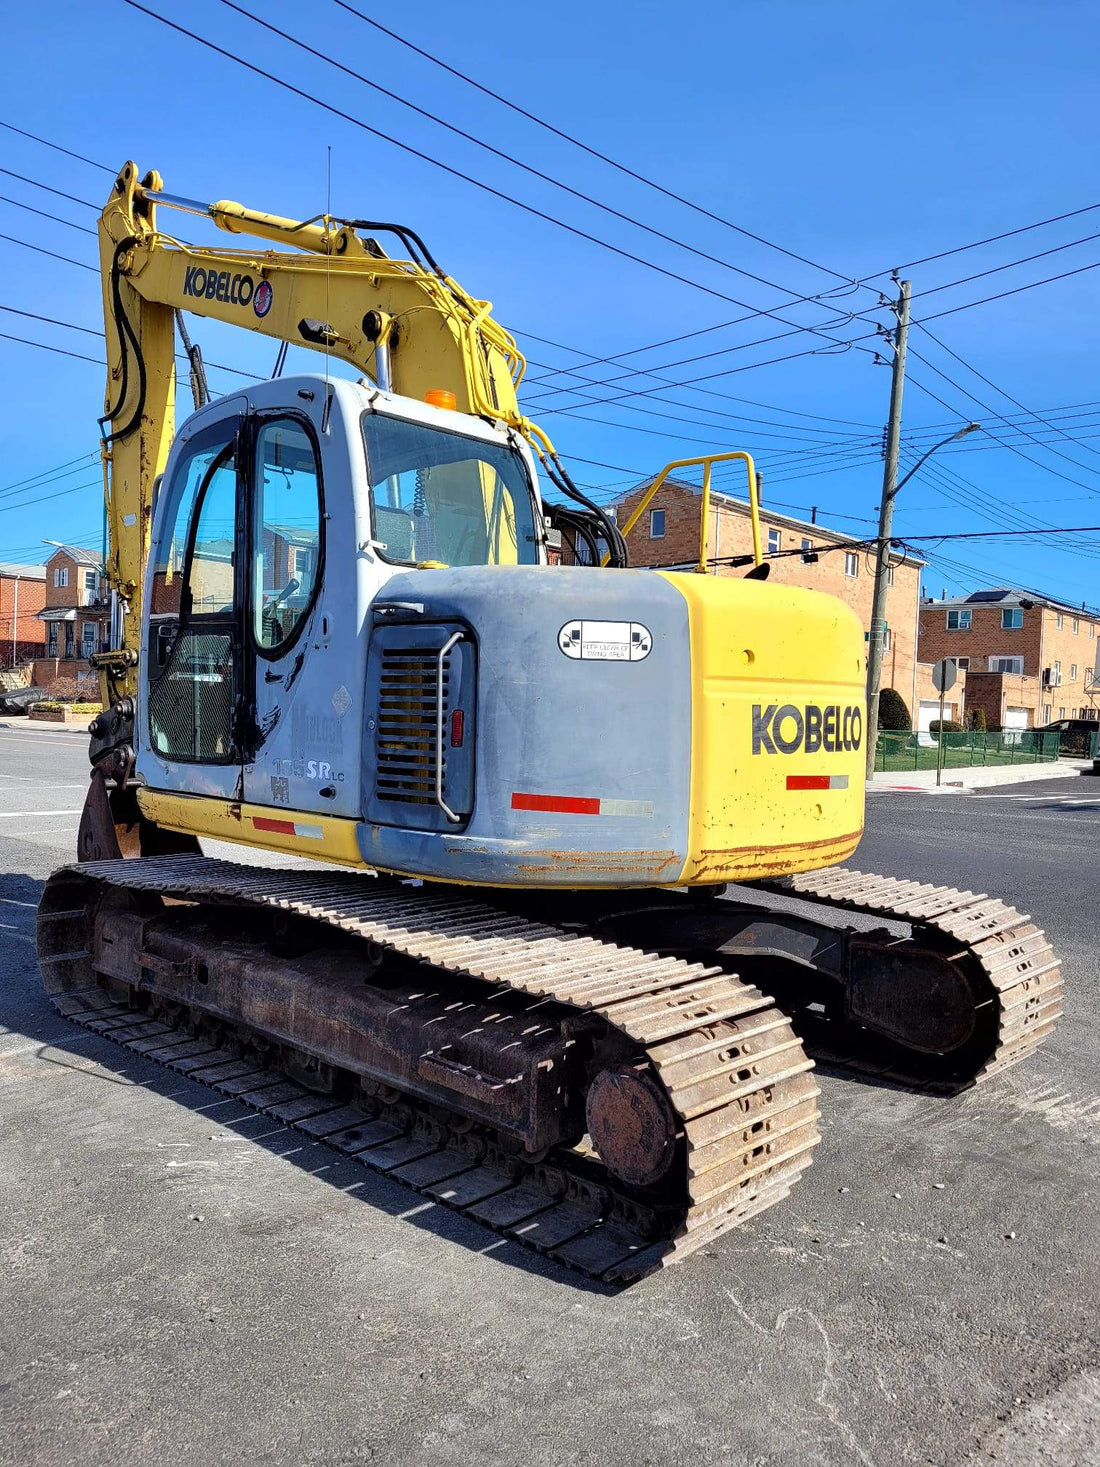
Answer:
424;388;458;410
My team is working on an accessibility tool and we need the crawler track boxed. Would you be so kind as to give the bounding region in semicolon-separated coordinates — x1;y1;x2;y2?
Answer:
38;856;820;1285
755;867;1063;1090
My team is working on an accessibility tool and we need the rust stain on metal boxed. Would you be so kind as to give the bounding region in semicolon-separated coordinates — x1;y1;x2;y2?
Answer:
586;1064;677;1186
515;848;680;878
686;828;863;883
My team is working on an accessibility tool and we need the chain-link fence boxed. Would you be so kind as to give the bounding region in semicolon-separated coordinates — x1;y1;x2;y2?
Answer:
875;729;1061;772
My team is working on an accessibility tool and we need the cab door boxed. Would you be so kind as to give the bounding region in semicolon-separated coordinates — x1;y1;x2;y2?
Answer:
241;403;337;817
141;408;247;798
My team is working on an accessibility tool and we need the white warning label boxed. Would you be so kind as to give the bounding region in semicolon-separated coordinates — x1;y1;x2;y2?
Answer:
558;620;652;662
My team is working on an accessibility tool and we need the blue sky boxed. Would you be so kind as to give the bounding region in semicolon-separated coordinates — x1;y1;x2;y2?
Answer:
4;0;1100;606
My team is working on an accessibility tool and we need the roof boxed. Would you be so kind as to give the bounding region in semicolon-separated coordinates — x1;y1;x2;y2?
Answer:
0;562;46;580
922;587;1100;619
44;544;103;569
615;476;927;567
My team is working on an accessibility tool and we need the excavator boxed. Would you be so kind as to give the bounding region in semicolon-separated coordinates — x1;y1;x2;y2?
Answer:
37;162;1062;1283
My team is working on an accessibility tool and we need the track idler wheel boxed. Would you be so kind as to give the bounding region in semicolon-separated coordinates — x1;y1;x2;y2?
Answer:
585;1064;678;1187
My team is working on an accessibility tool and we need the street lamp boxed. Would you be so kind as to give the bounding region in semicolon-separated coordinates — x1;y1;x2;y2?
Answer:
864;420;981;779
892;422;981;497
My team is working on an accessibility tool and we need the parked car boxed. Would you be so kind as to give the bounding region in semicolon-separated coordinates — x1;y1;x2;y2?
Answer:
1035;716;1100;757
0;686;49;715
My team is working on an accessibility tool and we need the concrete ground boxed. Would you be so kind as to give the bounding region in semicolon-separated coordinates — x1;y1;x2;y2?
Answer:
1;733;1098;1467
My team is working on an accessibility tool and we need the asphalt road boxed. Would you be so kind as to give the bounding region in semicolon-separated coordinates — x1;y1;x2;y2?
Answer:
2;729;1098;1467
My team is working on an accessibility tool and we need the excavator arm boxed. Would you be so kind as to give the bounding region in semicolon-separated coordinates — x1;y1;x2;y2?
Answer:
96;160;600;698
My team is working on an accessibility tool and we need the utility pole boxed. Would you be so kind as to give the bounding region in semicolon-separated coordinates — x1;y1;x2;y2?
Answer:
865;278;910;778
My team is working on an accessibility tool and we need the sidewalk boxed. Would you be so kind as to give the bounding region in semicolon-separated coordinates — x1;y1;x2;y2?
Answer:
869;757;1092;793
0;718;91;735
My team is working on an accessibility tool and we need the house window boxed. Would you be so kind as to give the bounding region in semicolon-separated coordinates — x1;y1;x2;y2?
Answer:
1091;624;1096;639
955;657;969;670
53;566;68;589
1053;659;1062;682
292;546;312;579
80;622;97;659
1071;664;1078;681
1073;618;1079;634
767;527;781;555
1042;704;1052;722
83;569;97;596
1056;613;1063;629
946;609;971;630
648;508;665;540
801;537;813;551
1001;608;1023;629
844;552;858;578
989;655;1023;674
1059;707;1066;720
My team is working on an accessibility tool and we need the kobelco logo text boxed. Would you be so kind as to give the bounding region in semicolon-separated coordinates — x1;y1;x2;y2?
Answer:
752;703;862;755
183;266;271;316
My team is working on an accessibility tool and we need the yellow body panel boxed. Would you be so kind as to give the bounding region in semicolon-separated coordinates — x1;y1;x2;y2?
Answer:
661;572;866;885
137;789;367;866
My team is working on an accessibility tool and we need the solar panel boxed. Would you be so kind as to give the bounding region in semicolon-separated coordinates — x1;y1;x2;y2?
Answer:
965;590;1010;603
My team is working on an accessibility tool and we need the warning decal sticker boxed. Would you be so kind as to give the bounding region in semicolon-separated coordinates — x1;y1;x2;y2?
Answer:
558;620;652;662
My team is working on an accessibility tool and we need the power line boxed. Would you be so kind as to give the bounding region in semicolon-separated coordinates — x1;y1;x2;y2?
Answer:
0;233;96;273
0;166;96;211
913;319;1100;466
327;0;865;291
0;303;263;383
912;228;1100;304
138;0;869;353
0;459;100;504
0;120;114;174
0;194;95;235
898;201;1100;272
918;256;1100;324
526;242;1100;414
222;0;868;326
0;478;102;514
0;329;100;365
907;350;1100;496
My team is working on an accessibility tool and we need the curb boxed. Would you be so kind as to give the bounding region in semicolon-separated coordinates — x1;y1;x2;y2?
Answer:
869;759;1090;794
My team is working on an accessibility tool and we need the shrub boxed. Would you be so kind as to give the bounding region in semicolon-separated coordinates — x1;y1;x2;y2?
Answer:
929;719;964;733
969;708;987;732
878;687;912;730
45;675;81;702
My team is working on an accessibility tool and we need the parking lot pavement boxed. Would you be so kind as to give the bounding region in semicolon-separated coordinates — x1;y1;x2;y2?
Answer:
2;729;1099;1467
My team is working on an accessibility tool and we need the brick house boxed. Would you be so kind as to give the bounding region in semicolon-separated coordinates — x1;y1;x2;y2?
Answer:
0;562;47;668
35;545;110;684
614;479;926;716
918;589;1100;730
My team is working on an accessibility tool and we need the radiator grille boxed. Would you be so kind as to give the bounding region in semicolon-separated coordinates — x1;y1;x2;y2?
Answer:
375;646;449;807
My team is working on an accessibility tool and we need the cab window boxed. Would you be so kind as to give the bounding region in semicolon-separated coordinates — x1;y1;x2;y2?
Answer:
251;417;323;653
362;413;538;567
151;424;239;616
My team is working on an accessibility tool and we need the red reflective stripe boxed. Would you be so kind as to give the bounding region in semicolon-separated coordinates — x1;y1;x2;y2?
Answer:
252;816;297;835
511;792;601;815
786;775;831;791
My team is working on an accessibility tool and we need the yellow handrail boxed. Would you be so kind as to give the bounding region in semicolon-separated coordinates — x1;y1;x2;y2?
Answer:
604;450;760;572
